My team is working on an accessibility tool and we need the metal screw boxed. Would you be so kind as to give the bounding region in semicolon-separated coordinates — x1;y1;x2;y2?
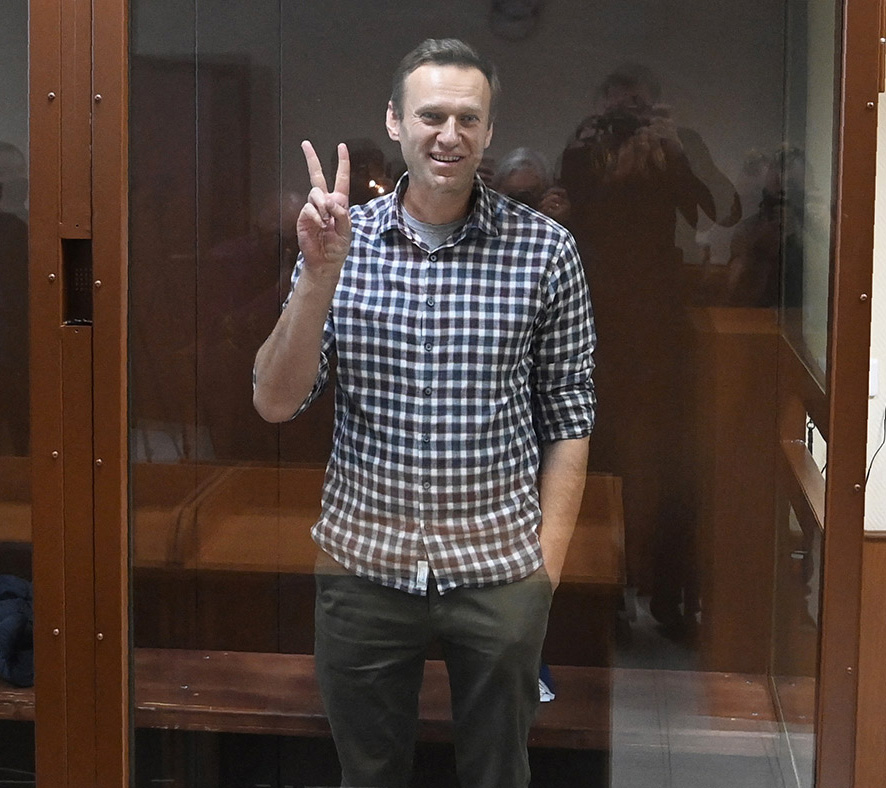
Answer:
94;94;102;103
47;92;56;101
847;666;853;674
52;628;60;636
48;273;56;282
95;458;103;467
51;451;59;459
860;293;869;302
96;633;104;641
867;101;876;110
854;483;863;492
94;279;102;289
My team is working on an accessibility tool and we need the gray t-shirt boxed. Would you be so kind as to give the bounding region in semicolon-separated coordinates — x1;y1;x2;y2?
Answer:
402;208;465;251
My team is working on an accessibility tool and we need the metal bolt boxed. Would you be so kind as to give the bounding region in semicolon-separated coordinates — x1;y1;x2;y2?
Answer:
854;483;863;492
51;451;59;459
847;666;853;674
96;633;104;641
94;279;102;289
867;101;876;110
52;628;60;636
48;273;56;282
47;92;56;101
94;94;102;103
860;293;869;302
95;458;103;467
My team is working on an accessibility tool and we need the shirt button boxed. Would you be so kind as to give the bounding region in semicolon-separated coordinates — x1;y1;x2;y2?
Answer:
424;342;432;351
422;434;431;443
423;386;432;396
422;481;431;490
429;253;437;262
426;297;435;307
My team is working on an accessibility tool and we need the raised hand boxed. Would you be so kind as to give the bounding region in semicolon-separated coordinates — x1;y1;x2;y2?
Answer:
297;141;352;276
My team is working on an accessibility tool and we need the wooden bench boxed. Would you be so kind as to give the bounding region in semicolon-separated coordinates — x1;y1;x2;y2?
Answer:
1;651;811;755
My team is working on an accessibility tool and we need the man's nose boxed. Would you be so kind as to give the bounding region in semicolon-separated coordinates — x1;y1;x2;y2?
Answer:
438;117;459;146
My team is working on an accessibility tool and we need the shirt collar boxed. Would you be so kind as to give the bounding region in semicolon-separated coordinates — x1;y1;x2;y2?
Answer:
377;173;501;239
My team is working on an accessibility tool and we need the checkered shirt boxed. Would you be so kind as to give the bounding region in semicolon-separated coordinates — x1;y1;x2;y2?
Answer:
292;175;596;594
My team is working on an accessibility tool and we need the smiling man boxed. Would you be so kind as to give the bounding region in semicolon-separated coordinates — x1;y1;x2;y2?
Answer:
253;39;596;788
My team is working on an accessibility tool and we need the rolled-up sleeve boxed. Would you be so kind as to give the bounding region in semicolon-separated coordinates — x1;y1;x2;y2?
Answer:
531;233;596;442
286;257;335;419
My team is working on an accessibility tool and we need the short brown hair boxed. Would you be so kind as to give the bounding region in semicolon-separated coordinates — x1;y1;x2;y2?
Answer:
390;38;500;121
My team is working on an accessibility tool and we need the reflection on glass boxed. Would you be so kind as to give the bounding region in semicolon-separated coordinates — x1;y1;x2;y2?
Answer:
0;0;34;784
783;0;839;381
771;506;820;788
129;1;837;786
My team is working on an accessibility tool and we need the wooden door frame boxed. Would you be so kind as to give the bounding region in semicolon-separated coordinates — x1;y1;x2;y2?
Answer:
29;0;129;786
816;0;879;785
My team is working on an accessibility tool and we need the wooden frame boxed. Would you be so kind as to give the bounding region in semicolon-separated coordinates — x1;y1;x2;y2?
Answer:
92;1;130;786
816;0;879;785
28;0;130;785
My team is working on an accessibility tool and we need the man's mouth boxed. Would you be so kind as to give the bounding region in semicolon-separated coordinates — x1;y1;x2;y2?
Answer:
430;153;462;163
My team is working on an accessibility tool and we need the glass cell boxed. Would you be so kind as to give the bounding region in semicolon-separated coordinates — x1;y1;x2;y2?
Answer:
0;0;34;784
129;1;839;785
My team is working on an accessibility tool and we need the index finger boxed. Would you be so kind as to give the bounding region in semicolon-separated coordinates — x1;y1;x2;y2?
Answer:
301;140;329;192
333;143;350;201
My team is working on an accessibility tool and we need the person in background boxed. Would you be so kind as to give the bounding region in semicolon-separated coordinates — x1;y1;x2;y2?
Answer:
493;146;571;224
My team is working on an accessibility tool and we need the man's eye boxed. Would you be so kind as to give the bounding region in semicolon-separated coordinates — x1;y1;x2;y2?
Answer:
461;115;480;124
421;112;442;122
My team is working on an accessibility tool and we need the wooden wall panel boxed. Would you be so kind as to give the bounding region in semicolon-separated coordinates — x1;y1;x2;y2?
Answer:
855;535;886;786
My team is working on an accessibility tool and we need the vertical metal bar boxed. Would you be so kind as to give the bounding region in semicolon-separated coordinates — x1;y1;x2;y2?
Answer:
818;0;879;784
32;0;100;784
29;0;68;783
91;0;131;785
61;325;96;785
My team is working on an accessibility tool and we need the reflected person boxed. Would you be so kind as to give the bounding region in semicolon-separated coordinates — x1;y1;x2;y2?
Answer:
560;63;739;633
727;146;806;309
493;147;571;224
254;38;596;788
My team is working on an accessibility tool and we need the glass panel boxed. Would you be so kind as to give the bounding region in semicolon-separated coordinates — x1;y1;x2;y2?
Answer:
771;505;820;788
0;0;34;784
782;0;840;383
129;1;839;786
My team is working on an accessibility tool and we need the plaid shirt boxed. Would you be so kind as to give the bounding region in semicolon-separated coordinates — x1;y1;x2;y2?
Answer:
293;176;596;595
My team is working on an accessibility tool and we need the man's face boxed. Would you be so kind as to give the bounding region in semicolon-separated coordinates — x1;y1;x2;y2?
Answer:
386;64;494;205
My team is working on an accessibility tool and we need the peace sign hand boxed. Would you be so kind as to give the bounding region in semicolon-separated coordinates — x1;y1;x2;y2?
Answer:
297;141;351;279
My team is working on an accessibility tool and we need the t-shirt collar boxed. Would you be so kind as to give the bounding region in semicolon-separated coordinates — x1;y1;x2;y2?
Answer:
378;172;500;239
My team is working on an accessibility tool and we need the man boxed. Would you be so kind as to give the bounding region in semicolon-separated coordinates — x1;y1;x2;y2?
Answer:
253;39;595;788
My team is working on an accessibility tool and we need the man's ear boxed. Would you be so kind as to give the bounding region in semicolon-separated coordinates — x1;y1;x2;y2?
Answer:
484;121;494;149
386;101;400;142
